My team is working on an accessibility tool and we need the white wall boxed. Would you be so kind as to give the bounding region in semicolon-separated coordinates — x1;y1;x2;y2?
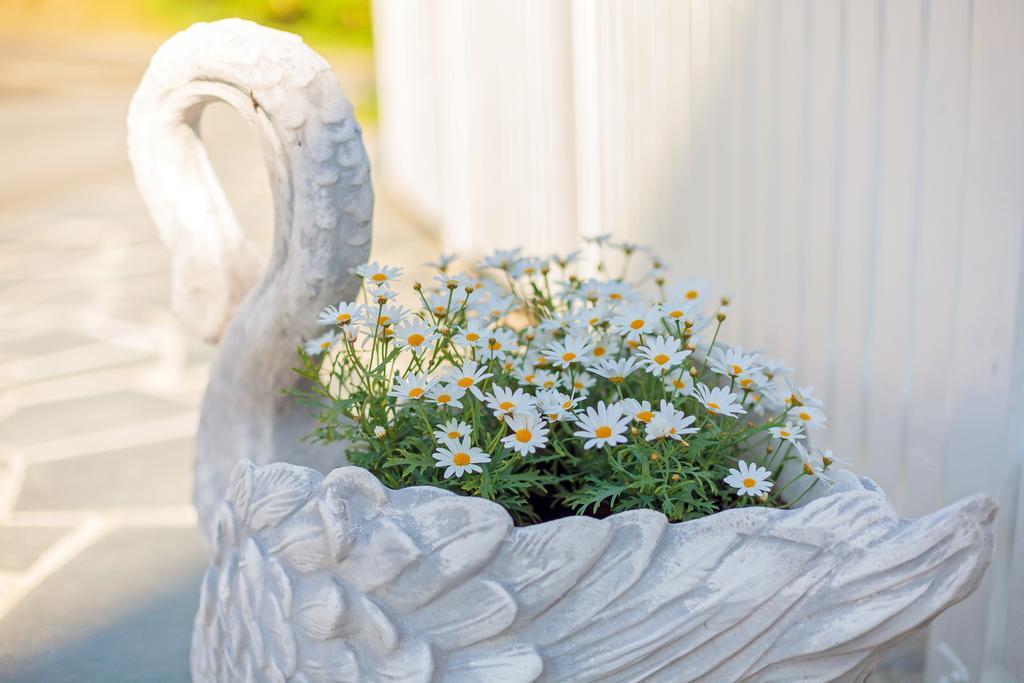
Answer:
373;1;1024;678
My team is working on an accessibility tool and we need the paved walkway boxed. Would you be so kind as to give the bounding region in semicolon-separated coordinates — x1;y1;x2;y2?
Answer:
0;29;434;682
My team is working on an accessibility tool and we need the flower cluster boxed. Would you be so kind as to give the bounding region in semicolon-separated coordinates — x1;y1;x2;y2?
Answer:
296;240;847;524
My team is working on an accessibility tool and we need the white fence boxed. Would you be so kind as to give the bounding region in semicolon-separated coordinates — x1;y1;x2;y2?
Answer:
372;1;1024;679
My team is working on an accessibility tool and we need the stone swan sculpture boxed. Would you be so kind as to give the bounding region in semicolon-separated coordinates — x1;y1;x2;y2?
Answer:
128;19;997;683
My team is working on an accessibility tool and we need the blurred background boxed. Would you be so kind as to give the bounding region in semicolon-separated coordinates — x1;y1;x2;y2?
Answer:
0;1;1021;681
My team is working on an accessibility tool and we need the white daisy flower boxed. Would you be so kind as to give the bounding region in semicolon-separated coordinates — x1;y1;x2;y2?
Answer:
801;457;834;489
735;370;769;393
303;330;338;355
472;292;517;320
573;401;631;450
814;447;851;470
428;383;466;410
585;232;613;246
530;370;561;390
709;346;762;379
610;304;661;342
768;423;805;446
588;356;642;384
354;261;403;284
644;400;699;441
569;372;597;396
784;383;825;409
433;272;471;291
483;386;536;420
543;336;593;369
553;250;581;269
479;247;523;272
536;390;579;422
433;437;491;479
510;257;545;279
636;334;690;375
444;360;493;398
480;328;518;361
621;398;656;424
317;302;361;327
599;280;638;304
660;298;698;323
392;318;438;354
667;278;710;305
388;373;434;402
589;333;620;359
362;303;409;330
501;412;549;455
366;283;398;302
695;383;747;418
663;368;695;396
791;405;827;430
425;253;458;272
426;291;454;318
453;320;489;349
433;419;473;442
724;460;774;497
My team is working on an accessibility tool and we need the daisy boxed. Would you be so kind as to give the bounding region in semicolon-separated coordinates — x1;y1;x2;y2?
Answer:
531;370;561;390
668;278;710;304
536;390;579;422
501;412;549;455
573;401;631;450
510;257;545;279
610;304;661;342
660;298;698;324
814;447;851;470
543;336;593;369
392;318;438;354
768;423;806;446
791;405;827;430
426;291;453;318
644;401;699;441
388;373;434;402
433;272;471;291
589;333;620;359
554;250;581;269
428;383;466;410
709;346;762;379
354;261;403;284
735;370;769;393
433;419;472;442
483;386;536;420
599;280;638;304
303;330;337;355
472;293;517;320
479;248;523;272
425;253;457;272
444;360;493;398
363;304;409;330
663;368;695;396
635;335;690;375
621;398;655;424
570;372;597;396
366;283;398;302
694;383;747;418
480;328;518;361
453;320;489;349
317;302;361;327
433;437;491;479
588;356;642;384
801;457;834;490
724;460;774;497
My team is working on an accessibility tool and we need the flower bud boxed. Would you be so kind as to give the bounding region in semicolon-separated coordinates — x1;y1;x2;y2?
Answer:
803;463;814;476
671;473;681;482
716;311;727;322
650;453;659;462
413;282;422;291
688;366;698;378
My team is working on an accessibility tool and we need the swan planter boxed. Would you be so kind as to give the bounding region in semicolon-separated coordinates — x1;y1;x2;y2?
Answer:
128;20;996;683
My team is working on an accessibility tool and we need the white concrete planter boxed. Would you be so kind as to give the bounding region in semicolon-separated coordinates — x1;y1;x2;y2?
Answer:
127;19;997;683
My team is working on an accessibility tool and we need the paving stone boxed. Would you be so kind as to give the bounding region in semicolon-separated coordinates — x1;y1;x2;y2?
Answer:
16;438;194;510
0;527;207;683
0;526;71;570
0;390;189;447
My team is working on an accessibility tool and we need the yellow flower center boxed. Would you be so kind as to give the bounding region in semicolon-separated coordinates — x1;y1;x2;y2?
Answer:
537;357;548;366
610;293;622;300
453;452;471;466
636;411;654;423
378;315;391;325
524;374;536;383
672;379;686;389
515;429;533;443
408;387;424;398
447;430;461;438
457;377;474;388
336;313;351;323
654;354;670;365
562;401;573;409
407;333;425;346
799;411;811;421
706;402;720;412
320;341;332;350
742;477;756;488
627;340;640;349
466;332;480;342
780;430;791;438
593;346;606;357
610;376;624;384
668;309;683;318
595;426;613;439
499;401;515;411
630;319;645;330
371;273;388;282
740;378;754;388
548;413;559;420
437;393;451;403
686;290;699;300
543;380;555;388
731;364;743;375
489;341;502;351
562;352;577;362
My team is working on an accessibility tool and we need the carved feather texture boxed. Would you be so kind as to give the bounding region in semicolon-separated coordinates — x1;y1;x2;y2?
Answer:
191;460;995;683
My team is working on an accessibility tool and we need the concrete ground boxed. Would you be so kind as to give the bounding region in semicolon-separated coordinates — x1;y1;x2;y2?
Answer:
0;26;919;683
